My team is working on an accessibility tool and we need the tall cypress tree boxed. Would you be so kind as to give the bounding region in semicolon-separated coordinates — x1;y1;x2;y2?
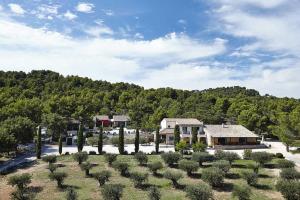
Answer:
36;126;42;159
134;128;139;153
191;127;198;145
155;126;160;154
58;134;62;155
77;123;84;152
98;127;103;155
174;125;180;151
118;125;124;154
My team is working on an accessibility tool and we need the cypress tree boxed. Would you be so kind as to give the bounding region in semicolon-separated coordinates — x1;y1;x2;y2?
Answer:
77;123;84;152
134;128;139;153
36;126;42;159
155;126;160;154
191;127;198;145
174;125;180;151
58;134;62;155
118;125;124;154
98;127;103;155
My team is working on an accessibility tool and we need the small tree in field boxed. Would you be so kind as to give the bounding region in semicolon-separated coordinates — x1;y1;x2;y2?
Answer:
280;168;300;180
134;128;139;153
232;184;252;200
112;161;129;176
250;152;273;167
148;161;163;176
276;179;300;200
201;167;224;187
66;187;78;200
130;171;149;188
80;161;94;176
104;154;118;166
241;171;258;186
212;160;231;174
101;184;124;200
49;171;67;188
191;152;214;166
8;173;31;192
93;170;112;186
164;170;183;188
42;155;57;165
277;159;295;169
134;151;148;166
178;159;199;176
48;163;58;173
185;182;213;200
161;152;181;167
192;142;206;152
176;141;188;155
243;149;252;160
73;152;88;165
148;186;161;200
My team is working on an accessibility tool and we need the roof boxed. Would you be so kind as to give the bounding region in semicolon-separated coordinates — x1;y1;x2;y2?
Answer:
159;128;174;134
94;115;110;121
204;125;258;138
113;115;130;122
162;118;203;125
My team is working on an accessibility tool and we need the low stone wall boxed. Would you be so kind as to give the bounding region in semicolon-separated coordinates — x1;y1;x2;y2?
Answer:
214;144;268;150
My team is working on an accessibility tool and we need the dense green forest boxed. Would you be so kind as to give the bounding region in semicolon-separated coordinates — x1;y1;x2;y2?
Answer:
0;70;300;153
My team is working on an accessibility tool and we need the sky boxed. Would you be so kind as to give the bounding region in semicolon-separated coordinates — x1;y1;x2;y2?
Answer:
0;0;300;98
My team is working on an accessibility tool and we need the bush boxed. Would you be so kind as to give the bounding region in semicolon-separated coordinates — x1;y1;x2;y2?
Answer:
148;161;163;176
185;182;213;200
247;163;260;174
112;161;129;176
101;184;124;200
250;152;273;166
66;187;78;200
80;161;94;176
192;142;207;152
110;137;119;146
134;151;148;166
73;152;88;165
232;184;251;200
42;155;57;164
148;186;161;200
104;154;118;166
65;152;70;155
48;163;58;173
8;173;31;191
130;171;149;188
178;159;199;176
201;167;224;187
89;151;97;155
243;149;252;160
87;137;98;147
215;150;240;165
212;160;231;174
176;141;188;154
214;150;226;160
164;169;183;188
241;171;258;186
277;159;295;168
93;170;112;186
191;152;214;166
276;179;300;200
161;152;181;167
275;153;284;159
49;171;67;188
280;168;300;180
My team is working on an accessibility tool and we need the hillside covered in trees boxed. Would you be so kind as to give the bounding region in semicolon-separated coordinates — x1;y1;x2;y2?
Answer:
0;70;300;152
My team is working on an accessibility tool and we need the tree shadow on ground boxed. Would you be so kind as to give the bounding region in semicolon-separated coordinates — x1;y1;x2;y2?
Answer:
153;173;164;178
214;182;234;192
232;164;247;169
226;172;240;179
264;164;277;169
189;172;201;179
258;174;272;178
254;184;272;190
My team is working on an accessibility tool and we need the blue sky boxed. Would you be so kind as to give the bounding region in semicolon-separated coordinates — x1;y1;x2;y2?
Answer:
0;0;300;97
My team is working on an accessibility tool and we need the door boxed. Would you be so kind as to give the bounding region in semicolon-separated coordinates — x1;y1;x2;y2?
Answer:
218;138;226;145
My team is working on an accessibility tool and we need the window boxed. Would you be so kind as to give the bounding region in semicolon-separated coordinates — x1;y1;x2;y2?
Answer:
169;136;174;141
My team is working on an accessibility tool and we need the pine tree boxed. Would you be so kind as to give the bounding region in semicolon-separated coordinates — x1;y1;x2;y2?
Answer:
36;126;42;159
155;127;160;154
59;134;62;155
191;127;198;144
98;127;103;155
77;123;84;152
118;125;124;154
134;128;139;153
174;125;180;151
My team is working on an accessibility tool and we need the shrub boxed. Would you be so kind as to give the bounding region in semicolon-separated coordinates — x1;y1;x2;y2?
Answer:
134;151;148;166
112;161;129;176
241;171;258;186
66;187;78;200
275;153;284;159
176;141;188;154
148;161;163;176
191;152;214;166
130;171;149;188
247;162;260;174
201;167;224;187
42;155;57;164
148;186;161;200
250;152;273;166
49;171;67;188
161;152;181;167
101;184;124;200
87;137;98;147
192;142;207;152
80;161;94;176
280;168;300;180
212;160;230;174
214;150;226;160
104;154;118;166
164;170;183;188
48;163;58;173
232;184;252;200
215;150;240;165
243;149;252;160
276;179;300;200
93;170;112;186
277;159;295;168
73;152;88;165
111;137;119;146
89;151;97;155
65;152;70;155
178;159;199;176
185;182;213;200
8;173;31;191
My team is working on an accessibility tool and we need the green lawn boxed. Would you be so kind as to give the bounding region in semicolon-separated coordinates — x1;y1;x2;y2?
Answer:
0;155;284;200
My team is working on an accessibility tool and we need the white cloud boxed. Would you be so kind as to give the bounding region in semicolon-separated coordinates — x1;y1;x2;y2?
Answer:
103;9;114;16
76;2;94;13
8;4;25;15
64;11;77;20
85;25;113;37
0;5;3;11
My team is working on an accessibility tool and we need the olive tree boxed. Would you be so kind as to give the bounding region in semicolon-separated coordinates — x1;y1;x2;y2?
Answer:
178;159;199;176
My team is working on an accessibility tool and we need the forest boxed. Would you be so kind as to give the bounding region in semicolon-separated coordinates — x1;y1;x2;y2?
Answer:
0;70;299;153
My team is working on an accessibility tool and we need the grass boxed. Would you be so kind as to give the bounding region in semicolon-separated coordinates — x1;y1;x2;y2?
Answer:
0;155;285;200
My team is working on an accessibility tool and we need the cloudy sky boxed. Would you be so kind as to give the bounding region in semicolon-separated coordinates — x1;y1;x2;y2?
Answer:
0;0;300;98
